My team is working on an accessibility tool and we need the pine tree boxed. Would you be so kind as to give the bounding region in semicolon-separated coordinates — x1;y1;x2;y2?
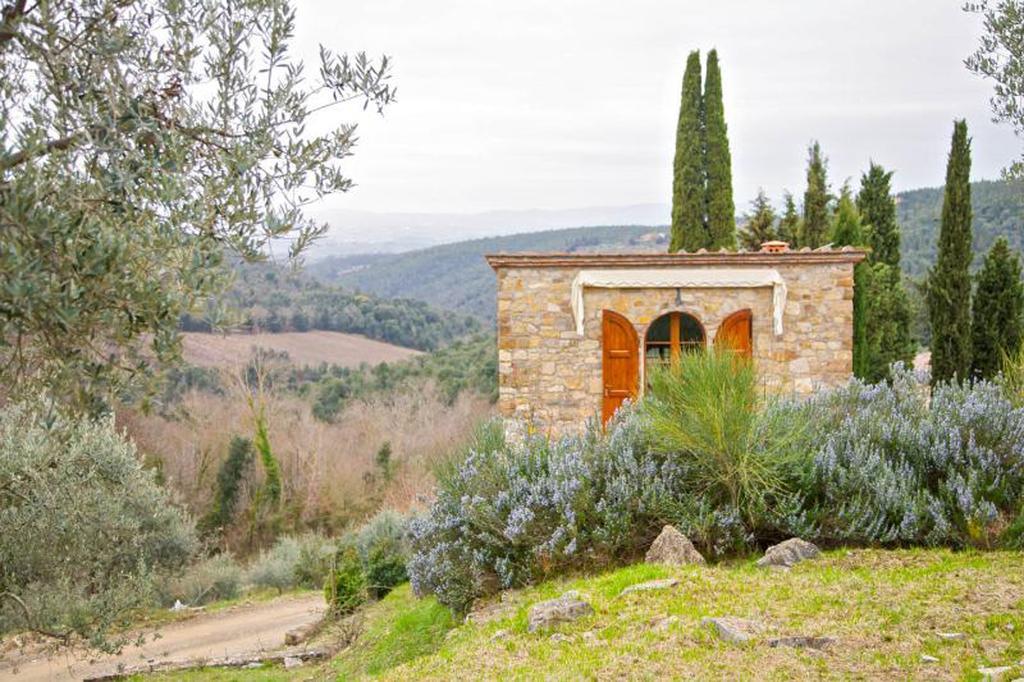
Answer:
739;189;778;250
971;237;1024;380
927;119;974;386
857;163;900;267
801;141;830;248
670;51;707;252
778;191;801;247
703;49;735;250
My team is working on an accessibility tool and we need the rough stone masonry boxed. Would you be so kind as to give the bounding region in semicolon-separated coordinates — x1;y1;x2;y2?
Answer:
487;247;866;437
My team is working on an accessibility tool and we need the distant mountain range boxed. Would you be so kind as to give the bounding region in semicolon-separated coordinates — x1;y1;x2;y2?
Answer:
311;204;669;256
308;180;1024;322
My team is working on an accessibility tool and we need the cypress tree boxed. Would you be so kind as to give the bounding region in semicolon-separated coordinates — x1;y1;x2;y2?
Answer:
703;49;736;249
857;162;900;267
778;191;801;247
739;189;778;250
801;141;830;248
927;119;974;386
670;51;707;252
971;237;1024;380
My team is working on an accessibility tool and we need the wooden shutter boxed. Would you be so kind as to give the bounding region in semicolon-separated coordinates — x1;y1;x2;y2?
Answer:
601;310;639;425
715;309;753;359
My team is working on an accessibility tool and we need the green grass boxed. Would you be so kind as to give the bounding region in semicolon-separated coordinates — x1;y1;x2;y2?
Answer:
142;549;1024;681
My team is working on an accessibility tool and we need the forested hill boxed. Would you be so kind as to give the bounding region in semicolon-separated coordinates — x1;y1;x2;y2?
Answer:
181;261;480;351
310;181;1023;321
308;225;667;321
898;179;1024;278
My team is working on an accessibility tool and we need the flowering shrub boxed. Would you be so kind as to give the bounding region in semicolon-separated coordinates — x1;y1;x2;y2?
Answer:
407;412;686;612
796;366;1024;548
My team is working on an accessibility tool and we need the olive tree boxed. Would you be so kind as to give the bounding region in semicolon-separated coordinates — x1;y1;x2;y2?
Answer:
0;0;394;410
0;397;197;650
966;1;1024;177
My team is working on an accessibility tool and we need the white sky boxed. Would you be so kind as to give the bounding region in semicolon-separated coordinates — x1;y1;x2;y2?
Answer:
295;0;1020;217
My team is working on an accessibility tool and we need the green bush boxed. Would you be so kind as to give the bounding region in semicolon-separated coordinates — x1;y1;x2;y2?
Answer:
0;398;197;650
324;542;367;615
164;554;243;606
293;533;338;589
247;537;300;593
357;510;409;599
641;351;808;529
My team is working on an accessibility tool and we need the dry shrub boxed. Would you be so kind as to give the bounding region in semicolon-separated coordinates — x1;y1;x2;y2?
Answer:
118;382;491;554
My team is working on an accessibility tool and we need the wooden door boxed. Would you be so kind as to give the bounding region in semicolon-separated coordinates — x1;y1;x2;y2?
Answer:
602;310;639;425
715;309;753;359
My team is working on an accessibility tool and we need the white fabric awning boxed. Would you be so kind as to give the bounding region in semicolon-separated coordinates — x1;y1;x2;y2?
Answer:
570;268;787;336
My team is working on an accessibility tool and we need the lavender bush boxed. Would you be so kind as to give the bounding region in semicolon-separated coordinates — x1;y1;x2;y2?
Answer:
794;365;1024;548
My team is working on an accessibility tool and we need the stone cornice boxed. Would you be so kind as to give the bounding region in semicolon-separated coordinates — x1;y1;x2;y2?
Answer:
485;248;867;270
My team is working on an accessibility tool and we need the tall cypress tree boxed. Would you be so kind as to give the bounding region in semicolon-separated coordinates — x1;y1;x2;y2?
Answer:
703;49;735;249
801;141;830;248
670;51;706;252
739;189;778;250
971;237;1024;380
927;119;974;386
857;162;900;267
778;191;801;247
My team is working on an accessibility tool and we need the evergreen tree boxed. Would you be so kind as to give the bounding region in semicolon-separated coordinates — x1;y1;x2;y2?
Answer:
801;141;830;248
670;51;707;252
862;264;917;383
830;183;864;247
971;237;1024;380
739;190;778;250
778;191;801;246
857;162;901;267
703;49;736;249
927;119;974;385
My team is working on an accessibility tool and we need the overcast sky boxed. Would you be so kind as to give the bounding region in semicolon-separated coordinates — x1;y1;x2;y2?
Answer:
296;0;1019;218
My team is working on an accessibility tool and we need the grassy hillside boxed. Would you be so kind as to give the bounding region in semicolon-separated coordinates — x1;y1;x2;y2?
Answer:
147;548;1024;680
311;181;1024;321
310;225;667;321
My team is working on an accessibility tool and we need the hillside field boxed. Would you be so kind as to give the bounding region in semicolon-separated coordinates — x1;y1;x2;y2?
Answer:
181;331;422;368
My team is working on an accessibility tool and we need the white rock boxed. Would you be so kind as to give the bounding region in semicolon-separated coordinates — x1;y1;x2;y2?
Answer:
937;632;966;641
283;656;303;670
920;655;939;663
527;596;594;632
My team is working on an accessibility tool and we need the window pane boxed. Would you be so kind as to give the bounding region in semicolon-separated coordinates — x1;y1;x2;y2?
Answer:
645;314;671;343
680;313;704;344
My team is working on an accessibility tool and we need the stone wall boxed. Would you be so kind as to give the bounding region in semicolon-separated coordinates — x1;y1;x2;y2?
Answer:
491;252;862;437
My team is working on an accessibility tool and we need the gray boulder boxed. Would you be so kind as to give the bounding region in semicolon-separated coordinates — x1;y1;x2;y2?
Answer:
527;593;594;632
756;538;821;569
645;525;705;565
701;616;764;644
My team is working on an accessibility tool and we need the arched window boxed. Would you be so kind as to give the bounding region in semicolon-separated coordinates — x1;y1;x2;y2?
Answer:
644;312;705;367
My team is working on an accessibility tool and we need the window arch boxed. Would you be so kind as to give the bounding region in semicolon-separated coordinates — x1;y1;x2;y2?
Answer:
644;312;705;367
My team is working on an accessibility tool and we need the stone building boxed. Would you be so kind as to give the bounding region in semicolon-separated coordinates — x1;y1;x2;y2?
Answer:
486;245;866;437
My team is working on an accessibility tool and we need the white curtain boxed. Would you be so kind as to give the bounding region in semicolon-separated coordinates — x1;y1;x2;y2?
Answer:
570;268;787;336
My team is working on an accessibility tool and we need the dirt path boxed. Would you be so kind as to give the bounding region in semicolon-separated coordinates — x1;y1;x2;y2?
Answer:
1;592;326;681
